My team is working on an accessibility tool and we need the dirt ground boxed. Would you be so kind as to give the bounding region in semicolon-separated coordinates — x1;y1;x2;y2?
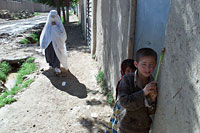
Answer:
0;15;112;133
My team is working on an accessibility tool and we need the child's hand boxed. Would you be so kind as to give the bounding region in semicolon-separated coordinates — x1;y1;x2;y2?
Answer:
143;81;157;96
150;90;157;102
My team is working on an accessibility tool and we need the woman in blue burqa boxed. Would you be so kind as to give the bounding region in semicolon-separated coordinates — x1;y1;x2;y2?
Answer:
40;10;68;75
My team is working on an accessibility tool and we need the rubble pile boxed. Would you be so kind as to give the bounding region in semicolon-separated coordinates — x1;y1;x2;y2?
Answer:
0;10;11;19
0;10;34;20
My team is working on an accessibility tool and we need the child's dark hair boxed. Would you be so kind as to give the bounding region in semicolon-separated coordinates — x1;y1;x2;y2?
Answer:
136;48;157;62
116;59;136;100
121;59;136;75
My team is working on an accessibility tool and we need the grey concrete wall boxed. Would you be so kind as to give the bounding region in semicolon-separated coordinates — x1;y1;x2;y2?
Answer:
134;0;170;69
152;0;200;132
33;3;53;12
0;0;53;13
95;0;132;94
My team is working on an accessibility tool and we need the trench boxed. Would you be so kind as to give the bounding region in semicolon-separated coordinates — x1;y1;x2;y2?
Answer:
0;58;27;93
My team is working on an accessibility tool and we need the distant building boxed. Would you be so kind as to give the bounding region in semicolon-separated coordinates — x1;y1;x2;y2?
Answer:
0;0;54;13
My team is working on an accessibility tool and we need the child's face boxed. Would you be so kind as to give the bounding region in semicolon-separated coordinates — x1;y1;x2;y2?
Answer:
134;56;156;78
124;67;134;75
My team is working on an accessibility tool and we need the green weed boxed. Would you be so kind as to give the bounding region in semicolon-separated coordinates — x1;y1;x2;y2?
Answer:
19;33;40;44
30;33;39;43
33;12;40;16
0;73;7;82
19;38;31;44
107;91;114;105
69;10;73;16
0;62;12;82
0;62;12;74
0;96;16;107
78;20;81;25
96;70;114;106
96;70;104;84
61;16;65;24
16;59;37;85
26;57;35;63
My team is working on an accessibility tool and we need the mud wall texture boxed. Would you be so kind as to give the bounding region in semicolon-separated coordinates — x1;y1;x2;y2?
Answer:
95;0;132;94
152;0;200;132
0;0;53;13
95;0;104;68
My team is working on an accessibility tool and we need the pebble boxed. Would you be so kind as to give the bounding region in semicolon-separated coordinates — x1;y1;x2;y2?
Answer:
91;113;98;118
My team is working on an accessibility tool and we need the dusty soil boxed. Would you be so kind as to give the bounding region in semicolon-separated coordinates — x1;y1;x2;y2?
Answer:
0;15;112;133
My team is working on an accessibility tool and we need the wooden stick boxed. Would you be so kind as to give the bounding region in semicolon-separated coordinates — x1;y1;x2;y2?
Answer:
155;48;165;81
148;48;165;100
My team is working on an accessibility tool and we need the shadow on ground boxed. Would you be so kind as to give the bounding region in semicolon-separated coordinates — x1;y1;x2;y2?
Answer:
42;68;87;99
64;22;90;53
86;99;102;106
79;117;108;133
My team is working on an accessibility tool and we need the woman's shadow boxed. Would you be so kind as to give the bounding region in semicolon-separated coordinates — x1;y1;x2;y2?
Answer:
42;68;87;99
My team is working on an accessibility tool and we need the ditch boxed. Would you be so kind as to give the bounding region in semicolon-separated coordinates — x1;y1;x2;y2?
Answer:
0;57;37;107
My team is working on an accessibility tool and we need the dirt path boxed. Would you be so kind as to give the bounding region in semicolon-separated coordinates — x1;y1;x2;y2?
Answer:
0;15;112;133
0;13;47;35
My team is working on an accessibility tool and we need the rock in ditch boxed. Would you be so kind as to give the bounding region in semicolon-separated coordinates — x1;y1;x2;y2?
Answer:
0;80;7;93
0;56;30;65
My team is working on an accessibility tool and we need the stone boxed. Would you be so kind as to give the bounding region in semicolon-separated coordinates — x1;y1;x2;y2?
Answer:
0;10;34;20
91;113;98;118
0;81;7;93
17;35;23;37
0;33;10;38
0;10;11;19
2;57;28;63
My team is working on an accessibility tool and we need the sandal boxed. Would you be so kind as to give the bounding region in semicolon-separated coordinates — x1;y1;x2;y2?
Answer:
55;67;61;75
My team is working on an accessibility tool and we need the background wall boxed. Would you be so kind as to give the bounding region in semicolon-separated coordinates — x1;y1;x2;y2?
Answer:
80;0;200;131
82;0;200;132
134;0;170;67
153;0;200;132
95;0;104;68
95;0;132;95
79;0;87;40
0;0;53;13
